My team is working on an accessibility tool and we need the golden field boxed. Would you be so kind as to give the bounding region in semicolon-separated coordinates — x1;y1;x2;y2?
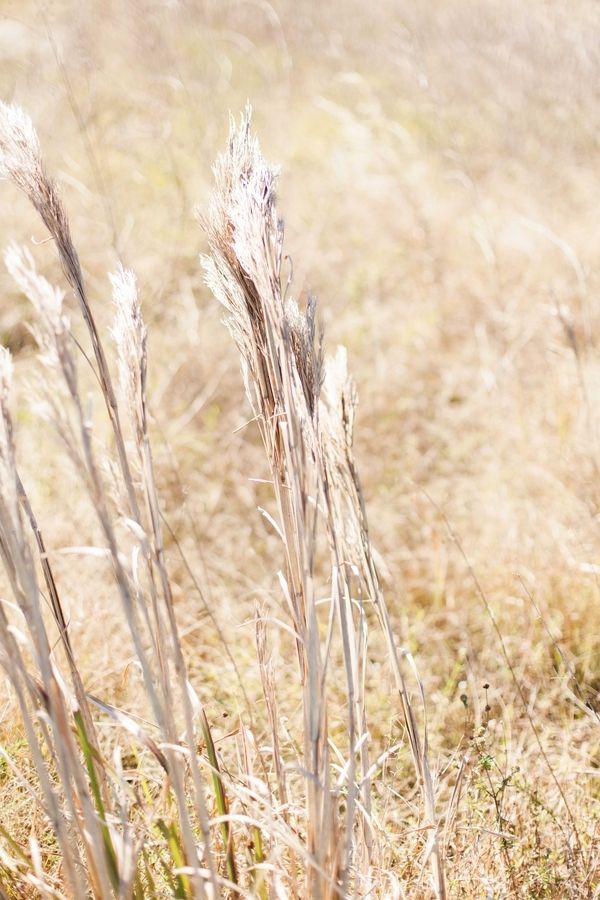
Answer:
0;1;599;897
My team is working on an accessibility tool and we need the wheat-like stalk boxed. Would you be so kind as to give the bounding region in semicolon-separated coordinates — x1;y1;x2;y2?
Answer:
0;100;445;899
203;108;445;899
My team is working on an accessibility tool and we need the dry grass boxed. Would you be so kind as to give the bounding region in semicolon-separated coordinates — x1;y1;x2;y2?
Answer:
0;1;599;897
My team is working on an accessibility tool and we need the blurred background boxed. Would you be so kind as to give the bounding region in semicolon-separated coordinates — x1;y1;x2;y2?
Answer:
1;1;600;893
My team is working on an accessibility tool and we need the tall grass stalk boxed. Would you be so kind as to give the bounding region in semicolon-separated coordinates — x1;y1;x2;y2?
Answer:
0;102;218;899
0;100;443;898
203;108;445;898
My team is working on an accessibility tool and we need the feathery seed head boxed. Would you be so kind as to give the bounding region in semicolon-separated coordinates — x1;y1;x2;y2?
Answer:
110;265;147;430
5;244;68;373
5;243;64;323
0;102;41;189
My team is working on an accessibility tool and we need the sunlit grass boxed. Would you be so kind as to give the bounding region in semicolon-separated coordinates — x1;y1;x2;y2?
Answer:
0;1;599;896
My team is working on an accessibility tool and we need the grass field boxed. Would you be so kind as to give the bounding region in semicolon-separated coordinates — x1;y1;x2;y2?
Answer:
0;1;599;897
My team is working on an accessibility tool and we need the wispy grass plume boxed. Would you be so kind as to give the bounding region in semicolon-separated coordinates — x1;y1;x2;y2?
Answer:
203;108;445;898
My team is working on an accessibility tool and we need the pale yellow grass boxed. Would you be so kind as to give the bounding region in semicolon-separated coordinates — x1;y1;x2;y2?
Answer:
0;0;599;897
